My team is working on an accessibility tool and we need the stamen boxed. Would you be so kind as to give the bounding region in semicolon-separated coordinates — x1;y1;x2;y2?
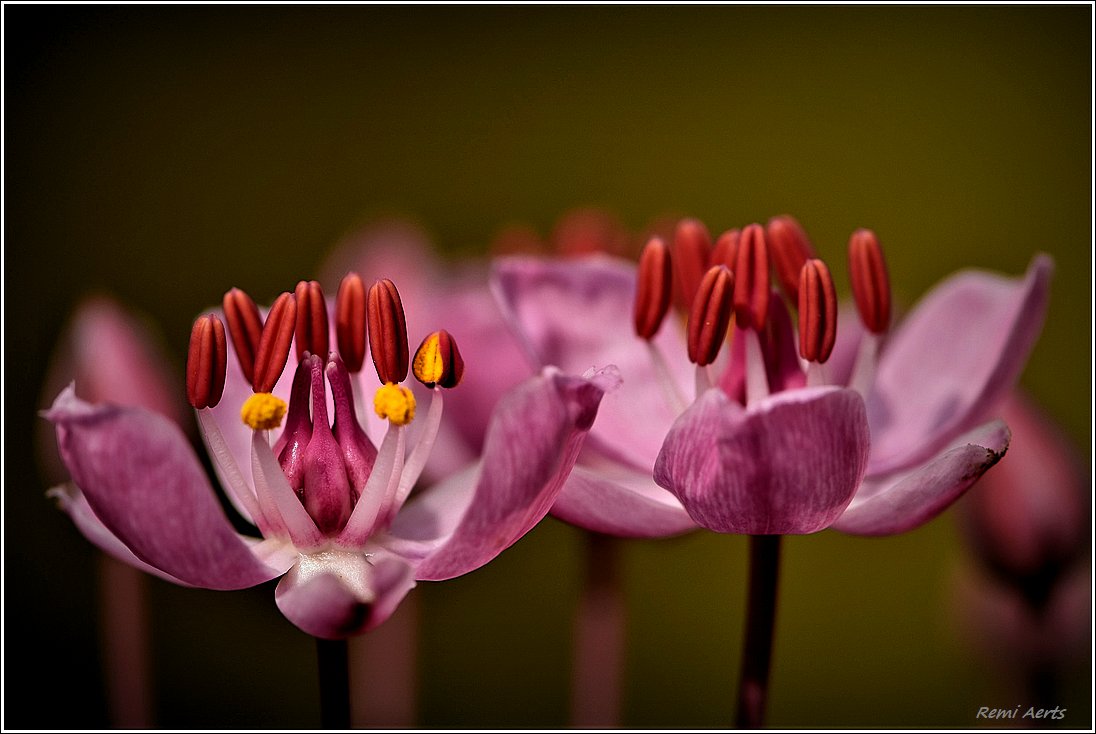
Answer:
367;278;409;385
767;215;815;303
797;259;837;363
335;272;367;373
186;314;227;409
686;265;735;367
240;392;288;430
222;288;264;384
633;236;673;341
672;218;712;311
413;330;464;389
374;383;416;426
709;229;740;270
733;224;770;331
848;228;891;334
294;280;330;361
252;291;297;393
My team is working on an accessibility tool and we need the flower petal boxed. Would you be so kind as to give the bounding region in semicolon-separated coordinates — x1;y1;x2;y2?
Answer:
834;420;1010;536
402;369;605;580
48;483;191;586
550;465;698;538
654;386;870;534
491;256;691;471
867;255;1052;474
45;385;285;590
275;549;416;639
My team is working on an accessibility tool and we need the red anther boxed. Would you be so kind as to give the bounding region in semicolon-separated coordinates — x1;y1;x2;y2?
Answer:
335;272;367;373
767;215;816;303
797;259;837;363
848;228;891;334
709;229;740;271
252;292;297;393
732;223;770;331
633;236;673;340
186;314;227;409
294;280;329;361
222;288;264;384
367;278;409;384
686;265;735;366
672;218;712;311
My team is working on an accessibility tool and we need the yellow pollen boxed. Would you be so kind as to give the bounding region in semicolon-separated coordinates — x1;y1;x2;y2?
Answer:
413;332;444;386
240;392;288;430
374;383;416;426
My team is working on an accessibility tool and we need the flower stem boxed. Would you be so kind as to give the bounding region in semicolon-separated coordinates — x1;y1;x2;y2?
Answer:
570;532;625;727
735;534;782;729
316;638;350;729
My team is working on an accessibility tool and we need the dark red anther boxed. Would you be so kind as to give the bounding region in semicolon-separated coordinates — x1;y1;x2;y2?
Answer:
335;272;367;373
767;215;816;303
848;228;891;334
732;223;770;331
671;218;712;311
294;280;329;361
709;229;740;271
186;313;227;409
367;278;409;384
252;292;297;393
633;236;673;340
797;259;837;363
686;265;735;366
222;288;263;384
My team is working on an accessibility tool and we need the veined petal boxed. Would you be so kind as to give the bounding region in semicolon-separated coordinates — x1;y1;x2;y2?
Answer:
654;386;869;534
867;255;1051;474
491;256;690;471
833;420;1010;536
45;386;287;590
275;549;416;639
393;370;605;580
48;483;192;586
550;464;698;538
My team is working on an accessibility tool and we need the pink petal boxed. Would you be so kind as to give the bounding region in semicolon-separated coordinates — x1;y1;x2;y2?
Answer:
550;465;697;538
48;483;191;586
402;369;606;580
867;255;1052;474
275;549;416;639
654;386;870;534
45;385;285;590
491;256;691;472
834;420;1010;536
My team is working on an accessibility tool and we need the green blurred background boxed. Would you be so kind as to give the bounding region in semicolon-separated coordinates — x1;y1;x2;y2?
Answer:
5;5;1090;729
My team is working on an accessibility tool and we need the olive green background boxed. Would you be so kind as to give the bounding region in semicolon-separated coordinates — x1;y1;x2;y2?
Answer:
5;5;1091;729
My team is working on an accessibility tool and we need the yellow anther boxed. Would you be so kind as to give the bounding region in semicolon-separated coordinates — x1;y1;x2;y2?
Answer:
374;382;416;426
413;332;444;386
240;392;288;430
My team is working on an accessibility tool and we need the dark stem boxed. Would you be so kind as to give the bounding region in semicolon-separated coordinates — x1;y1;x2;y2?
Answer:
734;534;782;729
570;532;625;727
316;637;351;729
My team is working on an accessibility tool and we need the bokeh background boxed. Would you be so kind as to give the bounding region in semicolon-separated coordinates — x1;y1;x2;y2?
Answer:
5;4;1091;729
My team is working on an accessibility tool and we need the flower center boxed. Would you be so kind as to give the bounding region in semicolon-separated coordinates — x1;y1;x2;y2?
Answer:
185;273;465;544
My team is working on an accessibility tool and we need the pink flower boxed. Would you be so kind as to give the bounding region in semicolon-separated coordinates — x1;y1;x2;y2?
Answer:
492;216;1052;537
46;273;609;639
